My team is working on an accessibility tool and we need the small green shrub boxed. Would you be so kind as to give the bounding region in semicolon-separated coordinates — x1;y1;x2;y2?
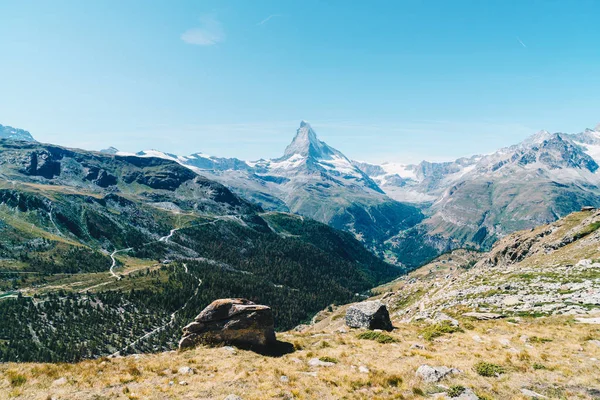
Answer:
385;374;402;387
412;386;425;396
319;356;338;364
462;321;475;330
529;336;552;344
532;363;546;370
474;361;505;377
357;331;398;344
9;373;27;387
447;385;466;397
421;321;463;341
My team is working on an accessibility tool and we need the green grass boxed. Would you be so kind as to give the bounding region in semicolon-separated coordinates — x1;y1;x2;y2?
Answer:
420;321;462;341
8;372;27;387
474;362;505;377
529;336;553;344
447;385;466;397
319;356;339;364
573;221;600;240
356;331;398;344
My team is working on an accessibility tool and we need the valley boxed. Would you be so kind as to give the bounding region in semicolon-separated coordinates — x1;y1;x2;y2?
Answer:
1;124;600;398
2;210;599;399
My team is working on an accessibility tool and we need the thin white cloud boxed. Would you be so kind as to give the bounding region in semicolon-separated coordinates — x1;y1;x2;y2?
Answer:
517;36;527;48
181;15;225;46
257;14;282;26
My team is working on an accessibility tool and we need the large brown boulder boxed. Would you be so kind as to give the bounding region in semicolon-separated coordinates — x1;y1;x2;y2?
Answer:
178;299;276;351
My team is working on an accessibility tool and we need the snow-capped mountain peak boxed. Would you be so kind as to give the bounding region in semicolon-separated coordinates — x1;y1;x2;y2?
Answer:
520;129;556;147
282;121;337;160
0;124;36;142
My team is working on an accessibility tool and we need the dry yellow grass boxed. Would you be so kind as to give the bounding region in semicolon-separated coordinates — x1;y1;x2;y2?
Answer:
1;315;599;399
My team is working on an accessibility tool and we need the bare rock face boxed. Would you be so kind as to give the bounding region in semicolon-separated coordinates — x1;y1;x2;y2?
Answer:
178;299;276;351
345;300;393;331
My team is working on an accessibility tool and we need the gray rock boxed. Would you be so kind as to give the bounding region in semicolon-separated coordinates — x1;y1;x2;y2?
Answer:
224;395;243;400
520;388;548;399
308;358;335;367
178;366;194;375
433;312;459;327
345;301;393;331
51;377;67;387
280;375;289;383
447;387;478;399
463;312;504;320
415;364;460;382
179;298;276;350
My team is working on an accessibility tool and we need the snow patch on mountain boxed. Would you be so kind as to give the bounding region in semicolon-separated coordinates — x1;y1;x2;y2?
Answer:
0;124;36;142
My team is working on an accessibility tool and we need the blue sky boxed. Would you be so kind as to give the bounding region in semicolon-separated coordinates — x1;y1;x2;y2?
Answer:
0;0;599;163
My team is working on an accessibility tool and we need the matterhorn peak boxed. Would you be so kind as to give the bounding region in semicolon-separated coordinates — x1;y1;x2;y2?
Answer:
283;121;334;160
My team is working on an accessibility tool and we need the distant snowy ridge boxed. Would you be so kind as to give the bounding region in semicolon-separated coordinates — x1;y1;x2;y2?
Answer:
0;124;36;142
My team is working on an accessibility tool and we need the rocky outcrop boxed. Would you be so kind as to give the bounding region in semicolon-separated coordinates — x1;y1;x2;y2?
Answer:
416;364;460;383
179;299;276;350
345;300;393;331
22;150;62;179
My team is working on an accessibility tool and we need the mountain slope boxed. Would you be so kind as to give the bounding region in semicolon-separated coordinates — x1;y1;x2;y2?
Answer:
0;139;401;362
5;213;600;400
370;209;600;323
0;124;36;142
359;125;600;264
130;122;425;266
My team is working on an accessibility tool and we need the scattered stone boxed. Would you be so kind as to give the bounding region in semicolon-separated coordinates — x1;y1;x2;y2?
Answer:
280;375;289;383
179;299;276;350
521;388;548;399
576;317;600;324
179;381;188;386
433;312;459;327
51;377;67;387
293;324;310;332
498;338;511;347
503;296;521;306
178;366;194;375
442;388;479;400
411;343;426;350
345;300;393;330
447;388;478;400
463;312;504;320
415;365;460;383
472;335;484;343
308;358;335;367
359;365;370;373
588;340;600;347
520;335;530;343
224;395;243;400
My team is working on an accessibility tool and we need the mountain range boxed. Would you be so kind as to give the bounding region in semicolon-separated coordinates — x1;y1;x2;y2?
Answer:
105;120;600;267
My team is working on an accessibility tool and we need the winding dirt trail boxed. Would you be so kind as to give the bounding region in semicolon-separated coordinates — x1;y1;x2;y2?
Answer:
110;263;202;357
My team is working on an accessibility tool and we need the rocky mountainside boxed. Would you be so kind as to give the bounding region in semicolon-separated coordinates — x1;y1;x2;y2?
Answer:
0;124;36;142
358;125;600;264
4;211;600;400
0;139;401;362
107;122;600;269
125;122;425;266
366;208;600;324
